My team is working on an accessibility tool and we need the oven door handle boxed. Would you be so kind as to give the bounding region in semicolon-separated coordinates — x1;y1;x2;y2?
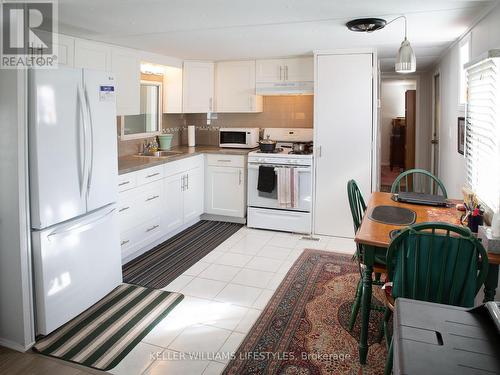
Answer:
248;164;311;172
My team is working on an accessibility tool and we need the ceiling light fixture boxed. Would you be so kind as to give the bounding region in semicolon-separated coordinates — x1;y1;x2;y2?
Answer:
346;18;387;33
346;15;416;74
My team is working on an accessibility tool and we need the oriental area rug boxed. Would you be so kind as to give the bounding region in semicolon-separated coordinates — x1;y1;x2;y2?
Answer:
224;250;388;375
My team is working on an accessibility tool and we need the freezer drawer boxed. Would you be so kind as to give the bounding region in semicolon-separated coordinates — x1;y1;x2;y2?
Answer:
32;204;122;335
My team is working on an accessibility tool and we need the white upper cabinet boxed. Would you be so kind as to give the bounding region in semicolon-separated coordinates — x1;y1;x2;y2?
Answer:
182;61;214;113
256;57;313;83
111;47;140;116
215;60;263;113
74;39;111;71
163;66;183;113
55;34;75;67
284;57;314;82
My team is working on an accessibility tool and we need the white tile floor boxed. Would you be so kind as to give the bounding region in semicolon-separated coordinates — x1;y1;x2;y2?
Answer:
109;226;356;375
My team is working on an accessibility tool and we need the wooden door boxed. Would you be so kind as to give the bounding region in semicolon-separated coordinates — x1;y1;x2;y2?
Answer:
405;90;416;170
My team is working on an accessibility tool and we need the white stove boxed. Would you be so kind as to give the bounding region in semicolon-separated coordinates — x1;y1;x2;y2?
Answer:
247;128;314;234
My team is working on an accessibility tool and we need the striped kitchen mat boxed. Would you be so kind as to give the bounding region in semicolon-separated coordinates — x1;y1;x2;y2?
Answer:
123;220;243;289
33;284;183;371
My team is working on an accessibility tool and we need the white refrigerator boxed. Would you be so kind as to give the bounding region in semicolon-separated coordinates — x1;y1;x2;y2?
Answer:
29;67;123;335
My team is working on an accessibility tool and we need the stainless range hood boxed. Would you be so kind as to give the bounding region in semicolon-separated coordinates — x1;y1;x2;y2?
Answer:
256;81;314;95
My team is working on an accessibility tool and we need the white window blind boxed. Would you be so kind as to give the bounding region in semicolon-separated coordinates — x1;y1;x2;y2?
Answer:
465;52;500;212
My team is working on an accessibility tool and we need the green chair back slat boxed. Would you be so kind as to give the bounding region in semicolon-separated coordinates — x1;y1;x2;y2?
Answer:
347;180;366;232
391;168;448;198
387;222;489;308
347;180;368;259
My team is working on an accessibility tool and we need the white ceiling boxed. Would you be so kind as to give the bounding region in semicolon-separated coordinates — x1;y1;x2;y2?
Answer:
58;0;497;72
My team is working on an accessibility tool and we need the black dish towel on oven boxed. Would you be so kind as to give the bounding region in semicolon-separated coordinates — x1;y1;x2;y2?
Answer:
257;165;275;193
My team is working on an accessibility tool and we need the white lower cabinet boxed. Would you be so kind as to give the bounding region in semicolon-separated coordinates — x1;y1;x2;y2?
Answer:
205;155;246;218
163;174;184;232
118;155;204;260
183;166;204;222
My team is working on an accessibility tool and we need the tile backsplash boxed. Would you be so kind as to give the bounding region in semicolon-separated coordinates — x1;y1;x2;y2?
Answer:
117;95;313;156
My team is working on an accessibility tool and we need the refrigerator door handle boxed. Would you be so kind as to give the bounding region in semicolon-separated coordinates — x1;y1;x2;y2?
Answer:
83;86;94;197
77;84;89;199
47;206;116;239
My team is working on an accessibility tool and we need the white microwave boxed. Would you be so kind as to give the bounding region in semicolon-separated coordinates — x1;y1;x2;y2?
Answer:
219;128;259;148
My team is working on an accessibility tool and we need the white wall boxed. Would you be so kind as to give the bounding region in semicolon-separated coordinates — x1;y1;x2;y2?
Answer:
380;80;417;165
0;70;35;350
433;3;500;198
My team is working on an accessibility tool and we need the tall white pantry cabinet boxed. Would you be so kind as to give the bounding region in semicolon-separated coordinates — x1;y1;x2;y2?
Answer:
313;51;377;238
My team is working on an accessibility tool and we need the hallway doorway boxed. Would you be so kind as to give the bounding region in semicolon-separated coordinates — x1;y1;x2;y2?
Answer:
379;78;417;192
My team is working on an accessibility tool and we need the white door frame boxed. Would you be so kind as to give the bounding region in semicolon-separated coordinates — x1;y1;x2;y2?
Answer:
431;70;441;177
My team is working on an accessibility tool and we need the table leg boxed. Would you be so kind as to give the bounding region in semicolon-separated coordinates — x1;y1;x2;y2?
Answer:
483;264;499;302
359;247;374;365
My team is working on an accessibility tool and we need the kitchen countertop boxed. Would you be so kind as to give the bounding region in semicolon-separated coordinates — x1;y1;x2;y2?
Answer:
118;145;256;174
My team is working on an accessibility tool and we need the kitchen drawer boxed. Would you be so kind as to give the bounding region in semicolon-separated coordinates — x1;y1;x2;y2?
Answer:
206;154;245;168
120;216;163;255
118;189;142;232
118;180;163;232
137;180;163;217
118;172;137;192
136;165;164;185
119;226;141;252
138;216;163;243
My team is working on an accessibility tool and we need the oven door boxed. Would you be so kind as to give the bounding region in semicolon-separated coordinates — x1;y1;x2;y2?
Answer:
247;163;312;212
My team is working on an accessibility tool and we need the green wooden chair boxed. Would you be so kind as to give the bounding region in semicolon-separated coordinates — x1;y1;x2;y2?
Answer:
391;168;448;197
347;180;387;331
383;222;489;374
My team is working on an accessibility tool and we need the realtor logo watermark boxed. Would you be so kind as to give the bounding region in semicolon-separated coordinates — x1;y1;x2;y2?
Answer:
1;0;58;68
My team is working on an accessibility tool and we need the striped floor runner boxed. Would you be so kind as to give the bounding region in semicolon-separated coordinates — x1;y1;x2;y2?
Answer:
123;220;243;289
33;284;183;371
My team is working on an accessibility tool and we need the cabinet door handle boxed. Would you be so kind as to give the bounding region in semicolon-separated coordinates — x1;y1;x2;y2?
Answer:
285;65;289;80
146;172;160;178
186;174;189;190
120;240;129;246
146;195;159;202
238;169;242;185
181;175;185;191
279;65;283;80
119;206;130;212
146;225;159;232
118;181;130;186
217;159;231;163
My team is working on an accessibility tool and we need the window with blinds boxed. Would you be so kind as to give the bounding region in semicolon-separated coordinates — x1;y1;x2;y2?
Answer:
465;51;500;213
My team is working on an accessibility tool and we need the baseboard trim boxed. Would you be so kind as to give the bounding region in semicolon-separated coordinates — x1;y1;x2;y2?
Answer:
200;213;246;224
0;337;34;352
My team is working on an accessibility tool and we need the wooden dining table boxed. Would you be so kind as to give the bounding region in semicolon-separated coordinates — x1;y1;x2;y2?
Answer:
354;192;500;365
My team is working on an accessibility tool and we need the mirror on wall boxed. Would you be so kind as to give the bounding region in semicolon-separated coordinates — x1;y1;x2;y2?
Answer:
119;80;162;139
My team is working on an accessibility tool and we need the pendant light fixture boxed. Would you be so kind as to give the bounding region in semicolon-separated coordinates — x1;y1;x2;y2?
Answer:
346;15;416;73
391;16;416;73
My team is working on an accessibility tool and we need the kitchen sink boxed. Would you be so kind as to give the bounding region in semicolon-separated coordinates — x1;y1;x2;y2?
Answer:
137;150;184;157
